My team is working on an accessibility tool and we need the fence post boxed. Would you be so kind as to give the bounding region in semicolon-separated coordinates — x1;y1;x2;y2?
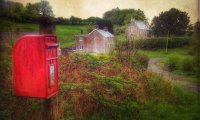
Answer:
166;31;169;53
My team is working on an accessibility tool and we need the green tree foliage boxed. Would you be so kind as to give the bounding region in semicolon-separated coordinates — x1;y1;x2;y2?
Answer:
0;0;54;23
39;0;54;16
96;19;113;33
69;16;82;25
1;1;24;22
23;3;41;22
151;8;190;36
192;21;200;73
55;16;102;25
103;8;147;25
85;17;101;24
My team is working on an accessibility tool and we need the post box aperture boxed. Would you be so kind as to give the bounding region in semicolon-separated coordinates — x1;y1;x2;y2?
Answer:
13;35;59;99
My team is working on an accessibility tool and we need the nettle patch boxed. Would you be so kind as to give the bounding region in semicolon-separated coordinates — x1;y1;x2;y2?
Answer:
58;53;177;119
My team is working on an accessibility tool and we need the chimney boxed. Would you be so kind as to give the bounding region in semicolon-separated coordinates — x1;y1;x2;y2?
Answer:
103;26;108;32
95;25;99;29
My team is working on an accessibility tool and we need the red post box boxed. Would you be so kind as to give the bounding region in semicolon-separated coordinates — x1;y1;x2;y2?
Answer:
13;35;59;99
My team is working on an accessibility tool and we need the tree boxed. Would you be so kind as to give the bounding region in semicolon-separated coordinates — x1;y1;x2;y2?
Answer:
151;8;190;36
103;8;147;25
1;1;24;22
192;22;200;74
86;17;101;25
0;0;6;18
25;0;54;17
23;1;54;23
39;0;54;16
96;19;113;33
69;16;82;25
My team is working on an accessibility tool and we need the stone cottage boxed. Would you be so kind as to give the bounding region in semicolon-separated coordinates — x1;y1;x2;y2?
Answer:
76;28;114;54
127;18;150;38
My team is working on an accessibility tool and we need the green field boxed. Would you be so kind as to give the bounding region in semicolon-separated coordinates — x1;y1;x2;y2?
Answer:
56;25;86;48
17;23;87;48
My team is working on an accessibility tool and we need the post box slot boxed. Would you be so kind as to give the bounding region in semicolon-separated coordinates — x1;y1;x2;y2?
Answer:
45;43;58;48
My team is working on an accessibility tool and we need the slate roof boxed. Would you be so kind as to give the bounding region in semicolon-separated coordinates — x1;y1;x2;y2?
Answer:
88;29;114;38
130;19;150;30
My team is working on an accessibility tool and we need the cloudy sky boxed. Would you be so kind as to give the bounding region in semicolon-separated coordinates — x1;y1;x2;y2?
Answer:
12;0;198;23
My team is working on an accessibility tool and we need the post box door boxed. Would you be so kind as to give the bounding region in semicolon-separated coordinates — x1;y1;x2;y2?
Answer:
45;36;58;96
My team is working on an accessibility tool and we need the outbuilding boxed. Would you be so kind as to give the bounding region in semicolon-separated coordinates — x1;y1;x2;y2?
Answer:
76;28;114;54
127;18;151;39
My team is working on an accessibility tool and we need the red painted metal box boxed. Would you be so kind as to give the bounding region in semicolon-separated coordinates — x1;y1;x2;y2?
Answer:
13;35;59;99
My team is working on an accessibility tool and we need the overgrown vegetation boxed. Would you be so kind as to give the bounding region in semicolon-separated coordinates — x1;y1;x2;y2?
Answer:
114;35;149;69
191;21;200;77
57;53;199;120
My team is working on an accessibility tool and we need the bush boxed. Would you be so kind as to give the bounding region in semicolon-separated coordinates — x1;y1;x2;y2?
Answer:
139;37;190;49
191;22;200;75
165;55;180;71
71;52;108;70
132;53;149;69
114;25;126;35
179;57;194;71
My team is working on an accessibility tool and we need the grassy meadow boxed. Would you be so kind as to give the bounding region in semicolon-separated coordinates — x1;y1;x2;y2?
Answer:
17;23;87;48
56;25;87;48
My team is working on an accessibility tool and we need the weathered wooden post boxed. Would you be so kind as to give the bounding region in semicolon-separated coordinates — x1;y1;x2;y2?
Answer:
39;16;58;120
166;31;169;53
39;16;56;35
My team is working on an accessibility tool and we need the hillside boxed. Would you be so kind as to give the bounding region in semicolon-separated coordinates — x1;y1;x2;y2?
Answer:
16;23;87;48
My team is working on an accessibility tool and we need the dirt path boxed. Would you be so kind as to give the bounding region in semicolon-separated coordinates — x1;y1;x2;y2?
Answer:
148;58;200;92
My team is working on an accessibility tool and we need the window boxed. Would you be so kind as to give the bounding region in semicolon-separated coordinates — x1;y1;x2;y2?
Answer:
79;39;83;50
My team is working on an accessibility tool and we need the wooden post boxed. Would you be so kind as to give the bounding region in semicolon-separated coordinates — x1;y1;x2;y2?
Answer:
166;31;169;53
39;16;56;35
44;98;54;120
39;16;57;120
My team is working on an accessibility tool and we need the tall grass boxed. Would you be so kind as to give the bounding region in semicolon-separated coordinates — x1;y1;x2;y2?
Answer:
58;53;199;120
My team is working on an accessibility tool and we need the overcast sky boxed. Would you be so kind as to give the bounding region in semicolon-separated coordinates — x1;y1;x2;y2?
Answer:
12;0;198;23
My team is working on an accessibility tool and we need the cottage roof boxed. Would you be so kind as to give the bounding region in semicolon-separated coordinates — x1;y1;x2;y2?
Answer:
131;18;150;30
89;29;114;38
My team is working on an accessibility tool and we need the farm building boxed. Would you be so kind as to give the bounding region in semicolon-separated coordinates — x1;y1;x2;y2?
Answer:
76;28;114;54
126;18;151;38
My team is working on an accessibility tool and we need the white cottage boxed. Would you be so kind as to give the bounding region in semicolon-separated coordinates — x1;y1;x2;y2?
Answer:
127;18;150;38
76;28;114;54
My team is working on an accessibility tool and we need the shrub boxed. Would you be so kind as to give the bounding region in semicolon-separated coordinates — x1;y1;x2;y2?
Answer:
179;57;194;71
165;55;180;71
131;53;149;69
114;25;126;35
71;52;107;70
139;37;190;49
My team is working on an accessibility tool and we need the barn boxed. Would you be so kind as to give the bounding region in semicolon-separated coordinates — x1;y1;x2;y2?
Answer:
127;18;151;39
76;28;114;54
